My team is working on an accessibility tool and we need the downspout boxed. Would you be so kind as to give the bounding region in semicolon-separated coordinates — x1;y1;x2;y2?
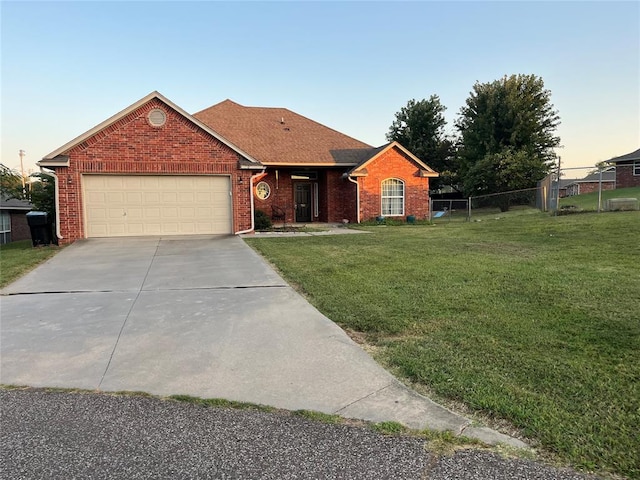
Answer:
346;175;360;224
235;170;266;235
40;167;63;241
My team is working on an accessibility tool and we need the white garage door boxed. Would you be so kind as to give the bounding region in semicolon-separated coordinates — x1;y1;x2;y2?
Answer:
83;175;232;237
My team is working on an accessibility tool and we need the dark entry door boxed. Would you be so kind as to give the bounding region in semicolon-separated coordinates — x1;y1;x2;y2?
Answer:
295;183;312;222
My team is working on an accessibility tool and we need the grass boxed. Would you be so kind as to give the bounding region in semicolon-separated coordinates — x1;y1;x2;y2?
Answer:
0;240;60;288
560;186;640;211
167;394;275;412
293;409;343;424
246;210;640;479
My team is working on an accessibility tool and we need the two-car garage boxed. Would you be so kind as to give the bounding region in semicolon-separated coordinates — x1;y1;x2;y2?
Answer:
83;175;232;238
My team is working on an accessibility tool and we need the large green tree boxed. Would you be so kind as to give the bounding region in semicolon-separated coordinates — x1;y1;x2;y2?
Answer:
387;96;455;190
456;74;560;202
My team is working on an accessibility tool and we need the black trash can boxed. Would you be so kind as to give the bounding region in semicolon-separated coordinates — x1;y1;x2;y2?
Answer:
26;211;53;246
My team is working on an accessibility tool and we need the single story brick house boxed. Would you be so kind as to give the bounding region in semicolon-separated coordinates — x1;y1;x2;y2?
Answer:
607;147;640;189
38;92;438;244
564;168;616;196
0;196;33;244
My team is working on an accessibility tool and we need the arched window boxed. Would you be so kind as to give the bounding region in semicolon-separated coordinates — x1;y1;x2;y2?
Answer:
381;178;404;216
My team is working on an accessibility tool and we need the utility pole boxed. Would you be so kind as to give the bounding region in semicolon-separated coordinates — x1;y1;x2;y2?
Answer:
18;149;26;196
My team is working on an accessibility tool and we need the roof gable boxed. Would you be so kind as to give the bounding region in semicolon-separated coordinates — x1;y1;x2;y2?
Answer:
39;92;261;167
347;142;439;177
193;100;373;166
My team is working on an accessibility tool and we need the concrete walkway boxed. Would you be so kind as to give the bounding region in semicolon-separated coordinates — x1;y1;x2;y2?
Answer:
1;235;525;448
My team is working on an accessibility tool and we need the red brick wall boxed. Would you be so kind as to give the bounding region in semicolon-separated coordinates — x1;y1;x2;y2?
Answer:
50;98;250;243
358;147;431;221
576;182;616;195
326;170;357;223
250;169;357;224
616;163;640;189
253;170;294;223
250;150;432;225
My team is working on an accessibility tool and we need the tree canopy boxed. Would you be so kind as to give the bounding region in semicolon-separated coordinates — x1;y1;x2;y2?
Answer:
386;96;455;190
1;164;26;199
1;164;55;219
455;74;561;199
29;172;56;221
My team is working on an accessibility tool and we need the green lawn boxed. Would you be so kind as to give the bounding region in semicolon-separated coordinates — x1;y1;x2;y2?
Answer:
246;211;640;479
560;186;640;211
0;240;60;288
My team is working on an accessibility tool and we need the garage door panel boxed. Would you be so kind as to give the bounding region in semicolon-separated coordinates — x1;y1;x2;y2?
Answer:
143;223;162;235
144;208;161;219
106;192;125;203
140;177;159;189
162;192;178;203
196;192;212;202
86;192;106;203
126;192;143;204
143;192;160;203
178;192;195;203
127;208;143;220
108;209;124;219
84;175;231;237
179;207;196;219
123;177;142;189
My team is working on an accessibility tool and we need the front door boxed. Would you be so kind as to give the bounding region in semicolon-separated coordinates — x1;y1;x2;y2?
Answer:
294;183;312;222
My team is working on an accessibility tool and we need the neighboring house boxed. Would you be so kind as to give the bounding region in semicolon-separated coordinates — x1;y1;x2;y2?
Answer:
558;178;578;198
607;148;640;189
38;92;438;244
0;196;33;244
564;168;616;196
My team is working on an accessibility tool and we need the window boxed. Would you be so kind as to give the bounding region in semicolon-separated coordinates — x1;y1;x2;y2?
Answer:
255;181;271;200
0;212;11;244
634;161;640;176
381;178;405;216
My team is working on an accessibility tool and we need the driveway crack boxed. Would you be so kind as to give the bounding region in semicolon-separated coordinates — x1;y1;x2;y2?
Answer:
1;285;289;296
333;382;395;415
97;238;161;390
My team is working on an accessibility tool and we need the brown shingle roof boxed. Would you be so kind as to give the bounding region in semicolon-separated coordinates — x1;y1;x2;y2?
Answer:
193;100;374;166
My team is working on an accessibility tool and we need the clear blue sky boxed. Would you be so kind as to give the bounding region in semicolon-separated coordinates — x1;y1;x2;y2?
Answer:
2;1;638;176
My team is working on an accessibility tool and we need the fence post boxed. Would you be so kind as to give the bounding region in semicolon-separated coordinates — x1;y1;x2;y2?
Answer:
468;197;472;221
597;169;603;213
429;197;432;222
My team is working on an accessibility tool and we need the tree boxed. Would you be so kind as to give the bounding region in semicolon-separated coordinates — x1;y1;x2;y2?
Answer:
464;148;550;211
588;160;613;175
29;172;56;221
387;96;456;190
0;164;26;199
456;74;560;203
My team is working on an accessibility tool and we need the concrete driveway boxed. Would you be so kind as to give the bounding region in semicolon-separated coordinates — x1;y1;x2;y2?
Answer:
1;236;523;447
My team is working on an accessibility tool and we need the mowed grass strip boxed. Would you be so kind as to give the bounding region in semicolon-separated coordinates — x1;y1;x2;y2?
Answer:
0;240;60;288
560;185;640;211
246;211;640;479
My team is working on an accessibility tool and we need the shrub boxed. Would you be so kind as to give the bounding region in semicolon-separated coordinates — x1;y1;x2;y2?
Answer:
254;209;272;230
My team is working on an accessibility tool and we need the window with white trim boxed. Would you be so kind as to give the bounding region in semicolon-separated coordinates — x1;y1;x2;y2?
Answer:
381;178;405;216
0;212;11;244
634;161;640;176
